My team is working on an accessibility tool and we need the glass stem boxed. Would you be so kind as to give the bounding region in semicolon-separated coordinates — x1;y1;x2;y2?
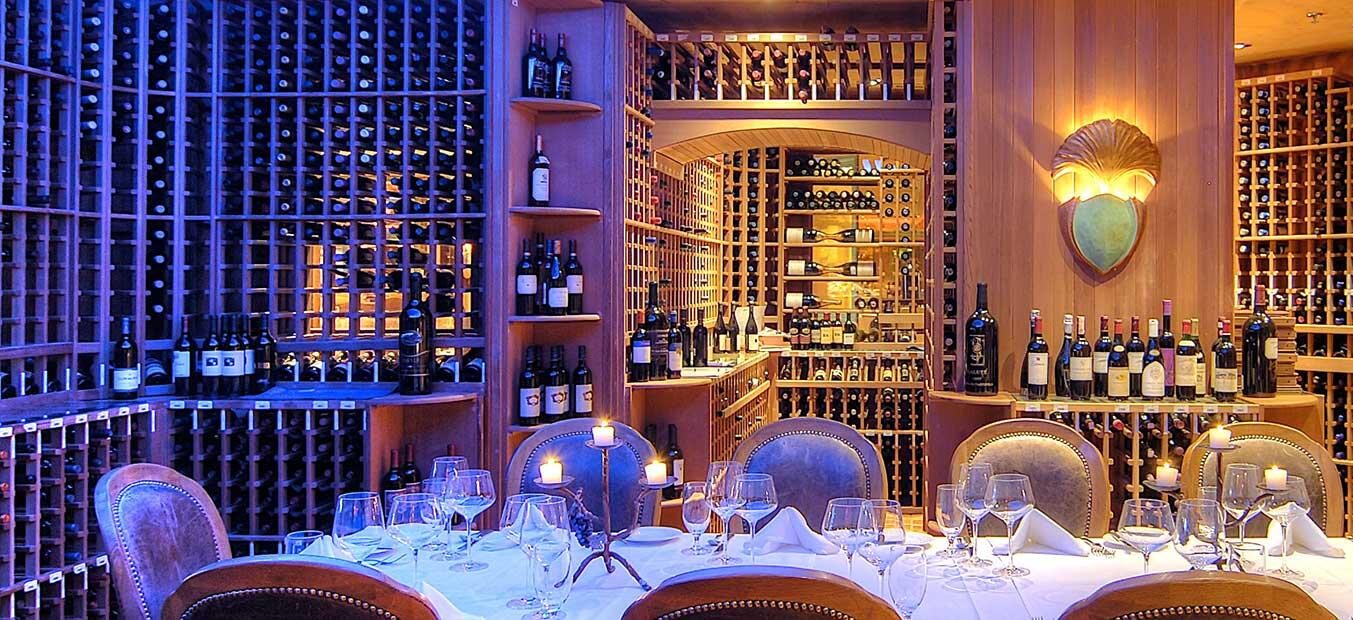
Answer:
413;548;420;585
691;531;702;553
968;518;980;562
1280;520;1291;573
1142;552;1150;573
1005;521;1015;571
465;517;474;565
721;516;731;563
748;520;757;563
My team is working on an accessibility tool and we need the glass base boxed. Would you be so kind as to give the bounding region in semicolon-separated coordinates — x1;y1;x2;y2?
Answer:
430;548;467;562
993;565;1030;578
710;554;742;565
507;597;540;610
933;545;963;560
522;611;565;620
961;556;993;568
1269;566;1305;579
451;560;489;572
681;545;711;556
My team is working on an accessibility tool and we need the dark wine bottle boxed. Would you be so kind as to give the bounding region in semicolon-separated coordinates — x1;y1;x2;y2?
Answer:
1092;315;1112;397
1142;319;1165;400
1160;299;1176;397
692;309;709;366
1054;314;1073;397
202;315;222;396
678;311;693;368
173;316;196;396
666;311;683;379
529;134;550;207
565;239;584;314
222;315;245;397
401;443;421;492
545;240;568;316
1175;320;1199;401
1126;316;1145;398
254;313;276;392
630;311;651;383
1242;285;1277;396
518;347;543;425
1107;319;1129;401
662;424;684;500
1069;315;1093;400
239;315;256;394
398;272;432;395
713;306;730;355
964;282;999;395
645;282;668;376
111;316;140;400
543;345;569;423
743;298;760;352
1024;313;1049;400
1212;318;1238;402
572;345;593;417
515;239;538;315
552;33;573;99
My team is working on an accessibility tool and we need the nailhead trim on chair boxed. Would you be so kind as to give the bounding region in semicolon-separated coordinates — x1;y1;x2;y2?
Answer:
744;430;880;500
1115;605;1292;619
1191;434;1329;531
112;481;227;620
970;431;1095;537
180;587;399;619
658;600;853;619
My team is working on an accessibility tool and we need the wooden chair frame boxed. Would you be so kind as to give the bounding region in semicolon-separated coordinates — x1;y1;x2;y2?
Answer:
622;565;901;619
953;418;1111;536
1060;571;1335;620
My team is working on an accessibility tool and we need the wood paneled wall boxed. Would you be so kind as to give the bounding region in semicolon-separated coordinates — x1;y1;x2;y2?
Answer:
958;0;1235;392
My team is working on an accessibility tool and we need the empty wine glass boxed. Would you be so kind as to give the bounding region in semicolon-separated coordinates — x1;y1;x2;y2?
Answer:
1116;498;1173;573
957;462;994;568
449;468;495;572
525;538;573;620
501;493;557;610
734;474;778;562
283;530;323;554
706;461;745;565
333;491;386;563
387;493;442;584
1261;475;1311;578
860;540;912;597
886;545;928;618
822;498;875;577
1222;463;1262;542
935;484;966;560
1173;498;1224;570
986;473;1034;578
681;481;712;556
420;477;453;556
431;455;469;480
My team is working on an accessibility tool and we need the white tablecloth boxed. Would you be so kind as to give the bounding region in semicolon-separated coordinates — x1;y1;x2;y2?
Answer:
374;533;1353;619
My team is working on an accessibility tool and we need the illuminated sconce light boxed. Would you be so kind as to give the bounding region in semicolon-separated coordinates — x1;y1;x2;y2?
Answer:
1234;42;1252;50
1051;119;1161;278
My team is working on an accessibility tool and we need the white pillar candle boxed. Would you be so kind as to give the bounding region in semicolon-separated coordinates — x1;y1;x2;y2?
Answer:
1208;426;1232;449
592;422;616;447
1265;466;1288;490
1154;462;1179;487
645;461;667;485
540;460;563;485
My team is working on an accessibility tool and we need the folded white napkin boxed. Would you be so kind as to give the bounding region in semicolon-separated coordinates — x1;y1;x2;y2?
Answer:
989;510;1091;557
299;535;358;561
744;507;839;555
1265;513;1345;558
421;582;485;620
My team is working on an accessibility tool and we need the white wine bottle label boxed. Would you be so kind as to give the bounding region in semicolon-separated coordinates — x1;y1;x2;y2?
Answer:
1195;354;1207;393
667;350;683;372
785;293;805;308
746;333;760;351
1127;352;1144;373
172;351;192;379
717;334;731;351
573;383;593;413
787;260;807;276
1108;368;1130;397
1092;351;1109;374
112;367;140;391
1175;355;1197;387
785;228;804;243
566;274;583;294
531;168;550;202
202;351;223;377
224;351;245;377
672;458;684;485
1070;357;1093;381
1212;368;1238;393
1142;361;1165;397
516;275;537;295
1026;352;1049;386
632;342;651;364
853;262;876;277
243;349;255;375
519;387;542;419
548;286;568;308
843;332;855;346
544;385;568;416
1263;337;1278;360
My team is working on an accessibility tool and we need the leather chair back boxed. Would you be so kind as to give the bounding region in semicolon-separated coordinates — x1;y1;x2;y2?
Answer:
622;566;901;619
161;555;439;620
506;418;659;530
1060;571;1334;620
1182;421;1345;536
94;463;231;620
953;418;1111;537
733;418;886;531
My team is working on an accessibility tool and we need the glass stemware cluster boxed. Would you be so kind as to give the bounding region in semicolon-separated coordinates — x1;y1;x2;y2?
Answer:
700;462;779;565
935;463;1036;578
502;493;573;619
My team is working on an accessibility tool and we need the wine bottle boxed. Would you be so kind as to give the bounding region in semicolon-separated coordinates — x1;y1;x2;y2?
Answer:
1212;318;1238;402
785;293;842;309
111;316;140;400
678;311;693;368
1024;313;1049;400
515;239;537;315
1054;314;1073;397
1192;316;1207;395
1126;316;1146;397
1092;316;1112;397
254;313;276;392
1142;319;1165;401
787;259;876;277
843;313;857;349
173;316;196;396
645;282;669;375
1070;315;1093;400
1175;320;1198;401
1159;300;1176;397
565;240;584;314
223;315;245;396
543;345;569;423
523;29;545;97
518;347;543;425
572;345;593;417
692;309;709;366
1108;319;1130;401
401;444;421;492
662;424;684;501
239;315;256;394
545;240;568;316
743;299;760;352
964;282;999;395
630;311;651;383
529;134;550;207
398;272;432;395
552;33;572;99
202;316;222;396
714;306;730;354
666;311;683;379
1242;285;1277;396
381;449;405;492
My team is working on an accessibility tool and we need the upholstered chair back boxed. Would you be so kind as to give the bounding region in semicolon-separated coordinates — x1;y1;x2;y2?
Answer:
622;566;901;620
1060;571;1334;620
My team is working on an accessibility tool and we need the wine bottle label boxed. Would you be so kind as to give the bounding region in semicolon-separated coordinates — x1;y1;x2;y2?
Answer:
574;383;593;413
1175;355;1197;387
717;334;730;351
112;367;140;391
202;351;222;377
1142;361;1165;397
224;351;246;377
1162;350;1176;386
786;293;804;308
1263;337;1278;360
172;351;192;379
1092;351;1109;374
566;274;583;294
631;342;651;364
1026;352;1049;386
672;458;684;484
1212;367;1238;393
516;275;537;295
788;260;807;276
1070;357;1093;381
851;229;875;243
667;350;682;372
786;228;804;243
548;286;568;309
243;349;255;375
1127;352;1144;373
843;332;855;346
531;168;550;202
746;333;760;351
1195;354;1207;392
966;334;989;369
1108;368;1130;397
544;385;568;416
853;262;876;277
519;387;542;419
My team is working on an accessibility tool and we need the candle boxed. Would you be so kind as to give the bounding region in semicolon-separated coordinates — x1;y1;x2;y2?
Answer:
1208;426;1232;449
592;421;616;447
645;461;668;485
1154;462;1179;487
1265;466;1288;490
540;460;563;485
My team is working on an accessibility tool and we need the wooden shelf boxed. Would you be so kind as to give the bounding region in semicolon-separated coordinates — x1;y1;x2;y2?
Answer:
625;218;726;244
1236;233;1353;241
782;241;923;248
783;209;882;216
928;390;1017;407
511;97;603;114
625;104;656;127
1011;397;1259;415
1295;356;1353;373
1295;324;1353;334
776;349;925;358
1234;140;1353;157
652;99;928;112
509;206;603;218
508;314;602;324
785;176;882;184
521;0;603;10
784;275;881;282
627;376;715;389
780;380;924;389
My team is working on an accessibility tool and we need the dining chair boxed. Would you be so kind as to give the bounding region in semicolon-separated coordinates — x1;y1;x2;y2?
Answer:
1181;421;1345;536
621;566;901;619
953;418;1111;536
1059;571;1335;620
733;417;886;531
505;418;660;530
160;555;439;620
94;463;231;620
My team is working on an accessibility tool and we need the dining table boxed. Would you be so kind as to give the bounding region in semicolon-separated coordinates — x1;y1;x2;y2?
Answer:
372;531;1353;619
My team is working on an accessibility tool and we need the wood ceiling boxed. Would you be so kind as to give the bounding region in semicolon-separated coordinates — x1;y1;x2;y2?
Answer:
619;0;929;33
1236;0;1353;62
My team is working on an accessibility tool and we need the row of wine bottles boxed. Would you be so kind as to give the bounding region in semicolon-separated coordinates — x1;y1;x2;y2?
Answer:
785;190;883;211
516;344;593;426
787;157;889;177
785;310;859;350
521;29;574;99
514;236;585;316
777;387;921;431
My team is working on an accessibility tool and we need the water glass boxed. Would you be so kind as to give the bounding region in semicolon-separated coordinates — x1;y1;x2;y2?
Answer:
935;484;966;560
885;545;928;618
431;455;470;480
501;493;556;610
1173;498;1224;570
283;530;323;554
333;491;386;562
706;461;745;565
986;473;1034;578
525;539;573;620
681;481;712;556
957;462;994;568
387;493;443;584
450;469;496;572
420;477;456;558
734;474;778;562
1221;463;1261;541
1229;540;1267;573
1116;498;1173;573
822;498;875;577
1261;474;1311;578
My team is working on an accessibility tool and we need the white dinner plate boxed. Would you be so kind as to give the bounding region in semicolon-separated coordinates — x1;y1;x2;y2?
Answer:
623;526;683;544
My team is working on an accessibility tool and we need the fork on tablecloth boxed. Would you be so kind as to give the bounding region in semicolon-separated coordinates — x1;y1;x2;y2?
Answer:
1080;537;1116;557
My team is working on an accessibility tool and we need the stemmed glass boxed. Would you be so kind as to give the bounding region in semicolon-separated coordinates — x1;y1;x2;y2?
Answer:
734;474;778;562
500;493;558;610
822;498;875;577
886;545;928;618
858;500;907;593
1173;498;1224;570
1222;463;1262;542
431;455;469;480
526;536;573;620
934;484;966;560
387;493;442;585
419;477;453;557
1261;475;1311;578
449;469;496;572
986;473;1034;578
681;481;712;556
333;491;386;563
957;463;994;568
706;461;745;565
1115;498;1174;573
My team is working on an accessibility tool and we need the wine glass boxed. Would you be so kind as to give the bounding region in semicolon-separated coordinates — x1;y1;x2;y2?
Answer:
681;481;712;556
1221;463;1262;542
1173;498;1224;570
822;497;875;577
1115;498;1173;573
706;461;745;565
419;477;452;556
934;484;966;560
500;493;557;610
387;493;442;584
333;491;386;562
856;500;905;592
525;537;573;620
283;530;322;554
986;473;1035;578
957;462;994;568
449;468;496;572
734;473;778;562
431;455;469;480
885;545;928;618
1261;475;1311;578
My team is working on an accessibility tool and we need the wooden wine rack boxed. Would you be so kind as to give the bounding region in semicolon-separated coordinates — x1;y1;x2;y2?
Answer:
1235;67;1353;532
929;0;961;392
720;147;783;321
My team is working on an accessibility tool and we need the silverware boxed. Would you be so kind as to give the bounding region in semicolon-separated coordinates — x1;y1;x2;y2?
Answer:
1080;537;1116;557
